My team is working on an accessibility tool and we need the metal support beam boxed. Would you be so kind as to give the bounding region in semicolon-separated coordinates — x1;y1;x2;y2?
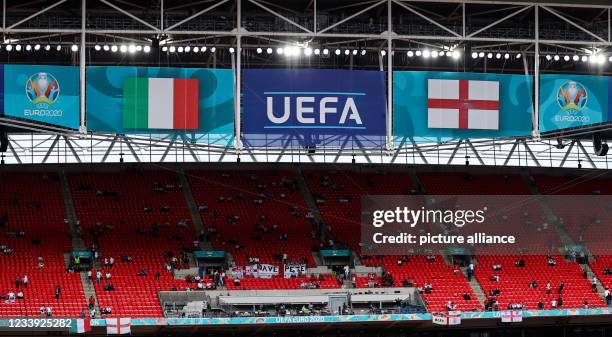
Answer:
467;5;532;38
99;0;159;31
248;0;313;34
235;0;243;150
165;0;229;31
7;0;68;29
79;0;86;133
318;0;385;34
386;0;393;150
393;0;461;38
541;6;607;43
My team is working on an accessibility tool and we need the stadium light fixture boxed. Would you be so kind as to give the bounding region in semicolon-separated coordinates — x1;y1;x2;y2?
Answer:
25;44;32;51
128;44;136;53
314;48;320;55
94;45;101;51
452;50;461;59
360;50;366;56
161;46;168;52
609;56;612;62
471;52;478;59
545;54;552;61
323;48;329;55
184;46;191;52
177;46;184;53
479;52;485;58
193;46;199;53
516;53;522;59
597;54;605;64
496;53;502;59
572;55;579;61
136;45;142;52
445;51;452;57
553;55;560;61
415;50;422;57
201;46;207;52
407;51;414;57
256;47;262;54
335;49;341;55
120;45;128;53
210;47;216;53
352;49;358;56
143;45;151;53
34;44;41;50
168;46;175;53
581;55;588;62
504;53;510;59
5;44;12;51
304;47;313;56
15;45;21;51
45;45;51;51
56;45;62;51
229;47;235;53
276;47;284;55
563;55;569;61
431;50;438;58
71;44;78;52
103;45;109;51
422;50;431;58
344;49;350;56
487;53;493;59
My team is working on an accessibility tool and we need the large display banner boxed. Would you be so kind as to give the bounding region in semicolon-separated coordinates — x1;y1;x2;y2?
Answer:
393;71;533;140
86;66;234;143
4;65;79;129
539;74;611;131
242;69;387;148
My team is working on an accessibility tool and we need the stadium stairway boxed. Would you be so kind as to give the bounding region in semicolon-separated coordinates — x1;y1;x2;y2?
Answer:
178;169;205;235
460;264;487;306
60;171;101;316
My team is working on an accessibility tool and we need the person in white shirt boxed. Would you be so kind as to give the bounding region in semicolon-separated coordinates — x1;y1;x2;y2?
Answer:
105;272;112;279
23;275;28;288
109;257;115;267
551;299;557;308
6;292;15;304
40;306;45;317
16;291;23;299
46;306;52;317
96;271;102;283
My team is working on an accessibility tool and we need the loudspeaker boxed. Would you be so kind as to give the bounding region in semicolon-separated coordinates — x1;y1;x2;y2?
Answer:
593;133;609;156
0;125;7;153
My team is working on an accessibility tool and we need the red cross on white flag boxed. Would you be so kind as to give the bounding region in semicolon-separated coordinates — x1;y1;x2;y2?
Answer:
427;79;500;130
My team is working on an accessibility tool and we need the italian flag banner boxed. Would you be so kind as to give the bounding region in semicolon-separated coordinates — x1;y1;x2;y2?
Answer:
70;319;91;334
123;77;199;129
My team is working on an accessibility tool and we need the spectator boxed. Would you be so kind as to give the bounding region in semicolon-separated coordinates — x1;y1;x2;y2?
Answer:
88;296;95;309
46;306;52;317
39;305;45;317
55;286;61;300
16;291;23;300
37;256;44;268
105;272;112;280
557;296;563;308
87;270;92;282
15;276;21;288
605;287;611;306
529;280;538;289
90;308;96;319
467;262;474;281
96;271;102;284
551;298;557;308
558;282;564;294
492;264;502;271
584;299;589;309
23;275;28;288
592;277;598;292
546;282;552;295
109;257;115;267
537;300;544;310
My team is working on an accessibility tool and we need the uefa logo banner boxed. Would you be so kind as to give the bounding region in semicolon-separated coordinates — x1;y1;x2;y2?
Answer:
539;74;610;132
242;69;387;148
3;65;79;129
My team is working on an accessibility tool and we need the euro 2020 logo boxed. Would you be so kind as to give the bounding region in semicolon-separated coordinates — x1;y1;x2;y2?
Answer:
557;81;587;113
25;72;60;108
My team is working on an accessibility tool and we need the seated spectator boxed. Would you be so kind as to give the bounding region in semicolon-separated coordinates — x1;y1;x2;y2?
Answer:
137;268;147;276
46;306;52;317
548;257;557;266
463;293;471;301
529;280;538;289
557;296;563;308
16;291;23;300
105;272;112;280
514;259;526;267
558;282;564;294
537;301;544;310
492;264;502;271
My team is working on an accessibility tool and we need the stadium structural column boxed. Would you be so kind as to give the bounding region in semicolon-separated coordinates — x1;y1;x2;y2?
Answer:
533;5;540;139
79;0;86;133
386;0;393;150
234;0;243;150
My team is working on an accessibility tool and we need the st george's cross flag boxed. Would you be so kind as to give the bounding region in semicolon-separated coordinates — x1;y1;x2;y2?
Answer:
106;318;131;334
123;77;199;130
427;79;500;130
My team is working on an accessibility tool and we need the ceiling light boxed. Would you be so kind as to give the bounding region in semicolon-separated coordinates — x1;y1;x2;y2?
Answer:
120;45;128;53
136;45;142;52
45;45;51;51
210;47;216;52
162;46;168;52
5;45;12;51
471;52;478;59
361;50;366;56
323;48;329;55
34;44;40;50
103;45;109;51
229;47;235;53
553;55;560;61
25;44;31;51
564;55;570;61
479;52;485;58
177;46;183;53
184;46;191;52
15;45;21;51
496;53;502;59
415;50;422;56
168;46;175;53
143;45;151;53
304;47;312;56
266;47;272;54
71;44;78;52
407;51;414;57
94;45;101;51
256;47;262;54
452;50;461;59
128;44;136;53
572;55;579;61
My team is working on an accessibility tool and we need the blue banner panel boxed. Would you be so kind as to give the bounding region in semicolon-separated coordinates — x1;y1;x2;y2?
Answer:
242;69;387;148
86;66;234;144
539;74;609;132
4;65;79;129
393;71;533;141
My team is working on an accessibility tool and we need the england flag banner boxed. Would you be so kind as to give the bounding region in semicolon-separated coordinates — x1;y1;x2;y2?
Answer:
427;79;499;130
501;310;523;323
106;318;131;334
393;71;533;140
